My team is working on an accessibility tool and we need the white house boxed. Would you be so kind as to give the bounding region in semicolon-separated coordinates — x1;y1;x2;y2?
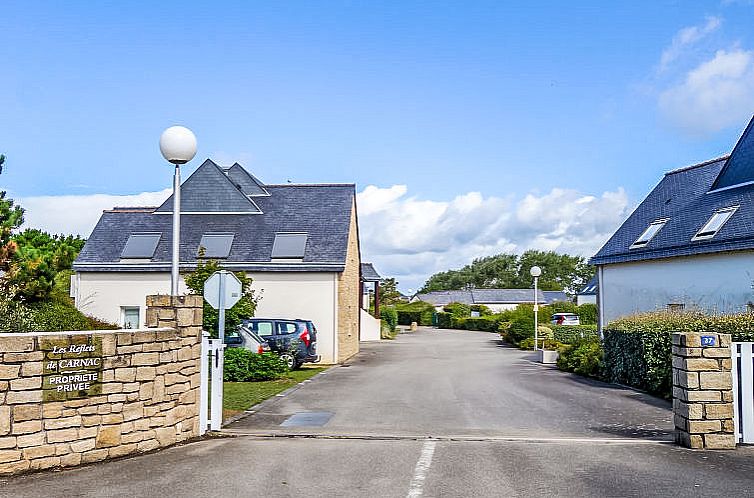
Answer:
72;159;375;364
576;276;597;306
591;115;754;329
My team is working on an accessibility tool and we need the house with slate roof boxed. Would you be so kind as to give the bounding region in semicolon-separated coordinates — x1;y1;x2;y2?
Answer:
591;115;754;328
415;288;553;312
72;159;373;364
576;275;597;306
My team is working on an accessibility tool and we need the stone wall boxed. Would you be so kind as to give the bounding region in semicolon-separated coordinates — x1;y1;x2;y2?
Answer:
337;197;361;362
672;332;735;449
0;294;203;475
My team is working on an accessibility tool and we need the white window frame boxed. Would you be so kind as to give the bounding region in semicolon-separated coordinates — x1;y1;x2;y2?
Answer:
121;306;140;329
630;219;668;249
692;206;739;241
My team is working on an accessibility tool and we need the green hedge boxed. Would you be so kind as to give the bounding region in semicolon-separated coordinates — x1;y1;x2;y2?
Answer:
396;301;434;326
557;337;603;378
223;348;289;381
436;312;452;328
461;316;499;332
380;307;398;332
0;300;118;333
602;311;754;398
552;324;598;344
443;302;471;317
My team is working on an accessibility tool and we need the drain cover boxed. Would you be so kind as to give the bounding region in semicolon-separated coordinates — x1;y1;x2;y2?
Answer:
280;412;334;427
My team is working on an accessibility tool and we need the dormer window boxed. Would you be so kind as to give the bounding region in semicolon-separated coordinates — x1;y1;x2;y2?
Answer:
692;206;738;241
630;219;668;249
198;234;234;258
121;233;161;259
272;233;307;259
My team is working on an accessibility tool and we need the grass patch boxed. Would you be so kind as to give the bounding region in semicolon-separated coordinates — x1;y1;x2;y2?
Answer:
223;366;328;419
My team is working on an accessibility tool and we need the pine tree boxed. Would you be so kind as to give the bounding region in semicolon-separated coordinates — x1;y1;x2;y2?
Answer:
0;155;25;273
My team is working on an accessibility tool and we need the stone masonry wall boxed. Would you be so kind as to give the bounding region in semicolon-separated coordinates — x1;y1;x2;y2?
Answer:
0;294;203;475
337;197;361;362
672;332;735;449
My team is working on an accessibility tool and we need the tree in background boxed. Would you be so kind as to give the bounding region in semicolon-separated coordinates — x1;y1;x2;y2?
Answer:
377;277;403;306
183;257;259;337
514;250;593;294
6;229;86;302
0;155;25;277
419;250;594;296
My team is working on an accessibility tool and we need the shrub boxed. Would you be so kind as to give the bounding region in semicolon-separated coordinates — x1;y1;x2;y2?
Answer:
557;338;603;378
396;301;435;326
436;312;452;328
380;307;398;332
450;316;467;329
576;303;598;325
0;300;118;333
463;316;499;332
223;348;289;382
518;337;535;350
443;302;471;317
552;324;598;344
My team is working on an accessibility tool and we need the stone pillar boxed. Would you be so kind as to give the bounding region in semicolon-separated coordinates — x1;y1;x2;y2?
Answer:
672;332;735;449
145;294;203;337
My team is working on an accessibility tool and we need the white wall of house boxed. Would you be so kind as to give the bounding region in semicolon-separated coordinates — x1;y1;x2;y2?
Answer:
600;251;754;325
75;270;341;364
482;303;520;313
75;272;185;329
576;295;597;306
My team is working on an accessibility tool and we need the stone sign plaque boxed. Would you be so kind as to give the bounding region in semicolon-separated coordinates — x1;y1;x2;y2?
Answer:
40;336;103;401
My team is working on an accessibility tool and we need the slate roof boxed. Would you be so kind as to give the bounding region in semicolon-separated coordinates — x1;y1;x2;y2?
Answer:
578;276;598;296
224;163;270;197
591;116;754;266
416;289;546;306
74;160;356;272
361;263;381;282
155;159;263;214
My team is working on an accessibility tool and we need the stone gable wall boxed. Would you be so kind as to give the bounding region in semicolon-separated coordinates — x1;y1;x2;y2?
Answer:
0;294;203;475
337;198;361;362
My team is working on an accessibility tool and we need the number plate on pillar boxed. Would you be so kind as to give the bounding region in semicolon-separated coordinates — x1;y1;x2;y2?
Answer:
701;335;716;347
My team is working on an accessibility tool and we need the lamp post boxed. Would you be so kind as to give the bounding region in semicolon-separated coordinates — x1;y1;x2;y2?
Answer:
530;266;542;350
159;126;197;296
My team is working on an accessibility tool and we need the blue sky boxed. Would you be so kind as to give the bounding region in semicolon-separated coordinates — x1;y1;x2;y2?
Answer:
3;1;754;289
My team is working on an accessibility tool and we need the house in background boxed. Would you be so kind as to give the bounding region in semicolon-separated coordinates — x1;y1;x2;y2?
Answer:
415;288;556;313
359;262;382;341
591;115;754;329
73;159;364;364
576;276;598;306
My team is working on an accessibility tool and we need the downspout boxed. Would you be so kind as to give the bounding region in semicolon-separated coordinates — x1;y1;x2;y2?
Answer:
597;265;605;340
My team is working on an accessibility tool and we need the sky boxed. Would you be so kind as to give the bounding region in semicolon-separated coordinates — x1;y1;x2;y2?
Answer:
3;1;754;291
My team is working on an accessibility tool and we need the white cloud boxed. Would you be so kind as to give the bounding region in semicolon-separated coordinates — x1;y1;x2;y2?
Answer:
658;48;754;135
357;185;630;291
18;189;171;236
15;184;630;293
659;17;722;72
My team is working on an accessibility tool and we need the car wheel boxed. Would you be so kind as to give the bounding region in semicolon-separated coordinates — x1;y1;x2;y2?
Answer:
279;353;296;370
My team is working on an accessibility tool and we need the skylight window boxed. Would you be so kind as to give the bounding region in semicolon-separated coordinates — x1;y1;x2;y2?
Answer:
271;233;307;259
198;234;234;258
692;206;738;241
630;219;668;249
121;233;161;258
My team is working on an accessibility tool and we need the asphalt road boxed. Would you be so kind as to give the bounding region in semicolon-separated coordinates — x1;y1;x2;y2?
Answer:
3;327;754;497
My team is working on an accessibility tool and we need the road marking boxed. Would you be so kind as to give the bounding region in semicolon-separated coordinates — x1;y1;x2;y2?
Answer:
221;430;673;445
407;440;436;498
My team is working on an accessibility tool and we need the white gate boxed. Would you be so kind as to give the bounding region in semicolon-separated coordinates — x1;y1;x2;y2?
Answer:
731;342;754;444
199;332;225;434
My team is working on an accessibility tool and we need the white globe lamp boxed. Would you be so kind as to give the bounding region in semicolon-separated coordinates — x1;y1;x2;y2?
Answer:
160;125;197;296
160;126;197;165
530;266;542;350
